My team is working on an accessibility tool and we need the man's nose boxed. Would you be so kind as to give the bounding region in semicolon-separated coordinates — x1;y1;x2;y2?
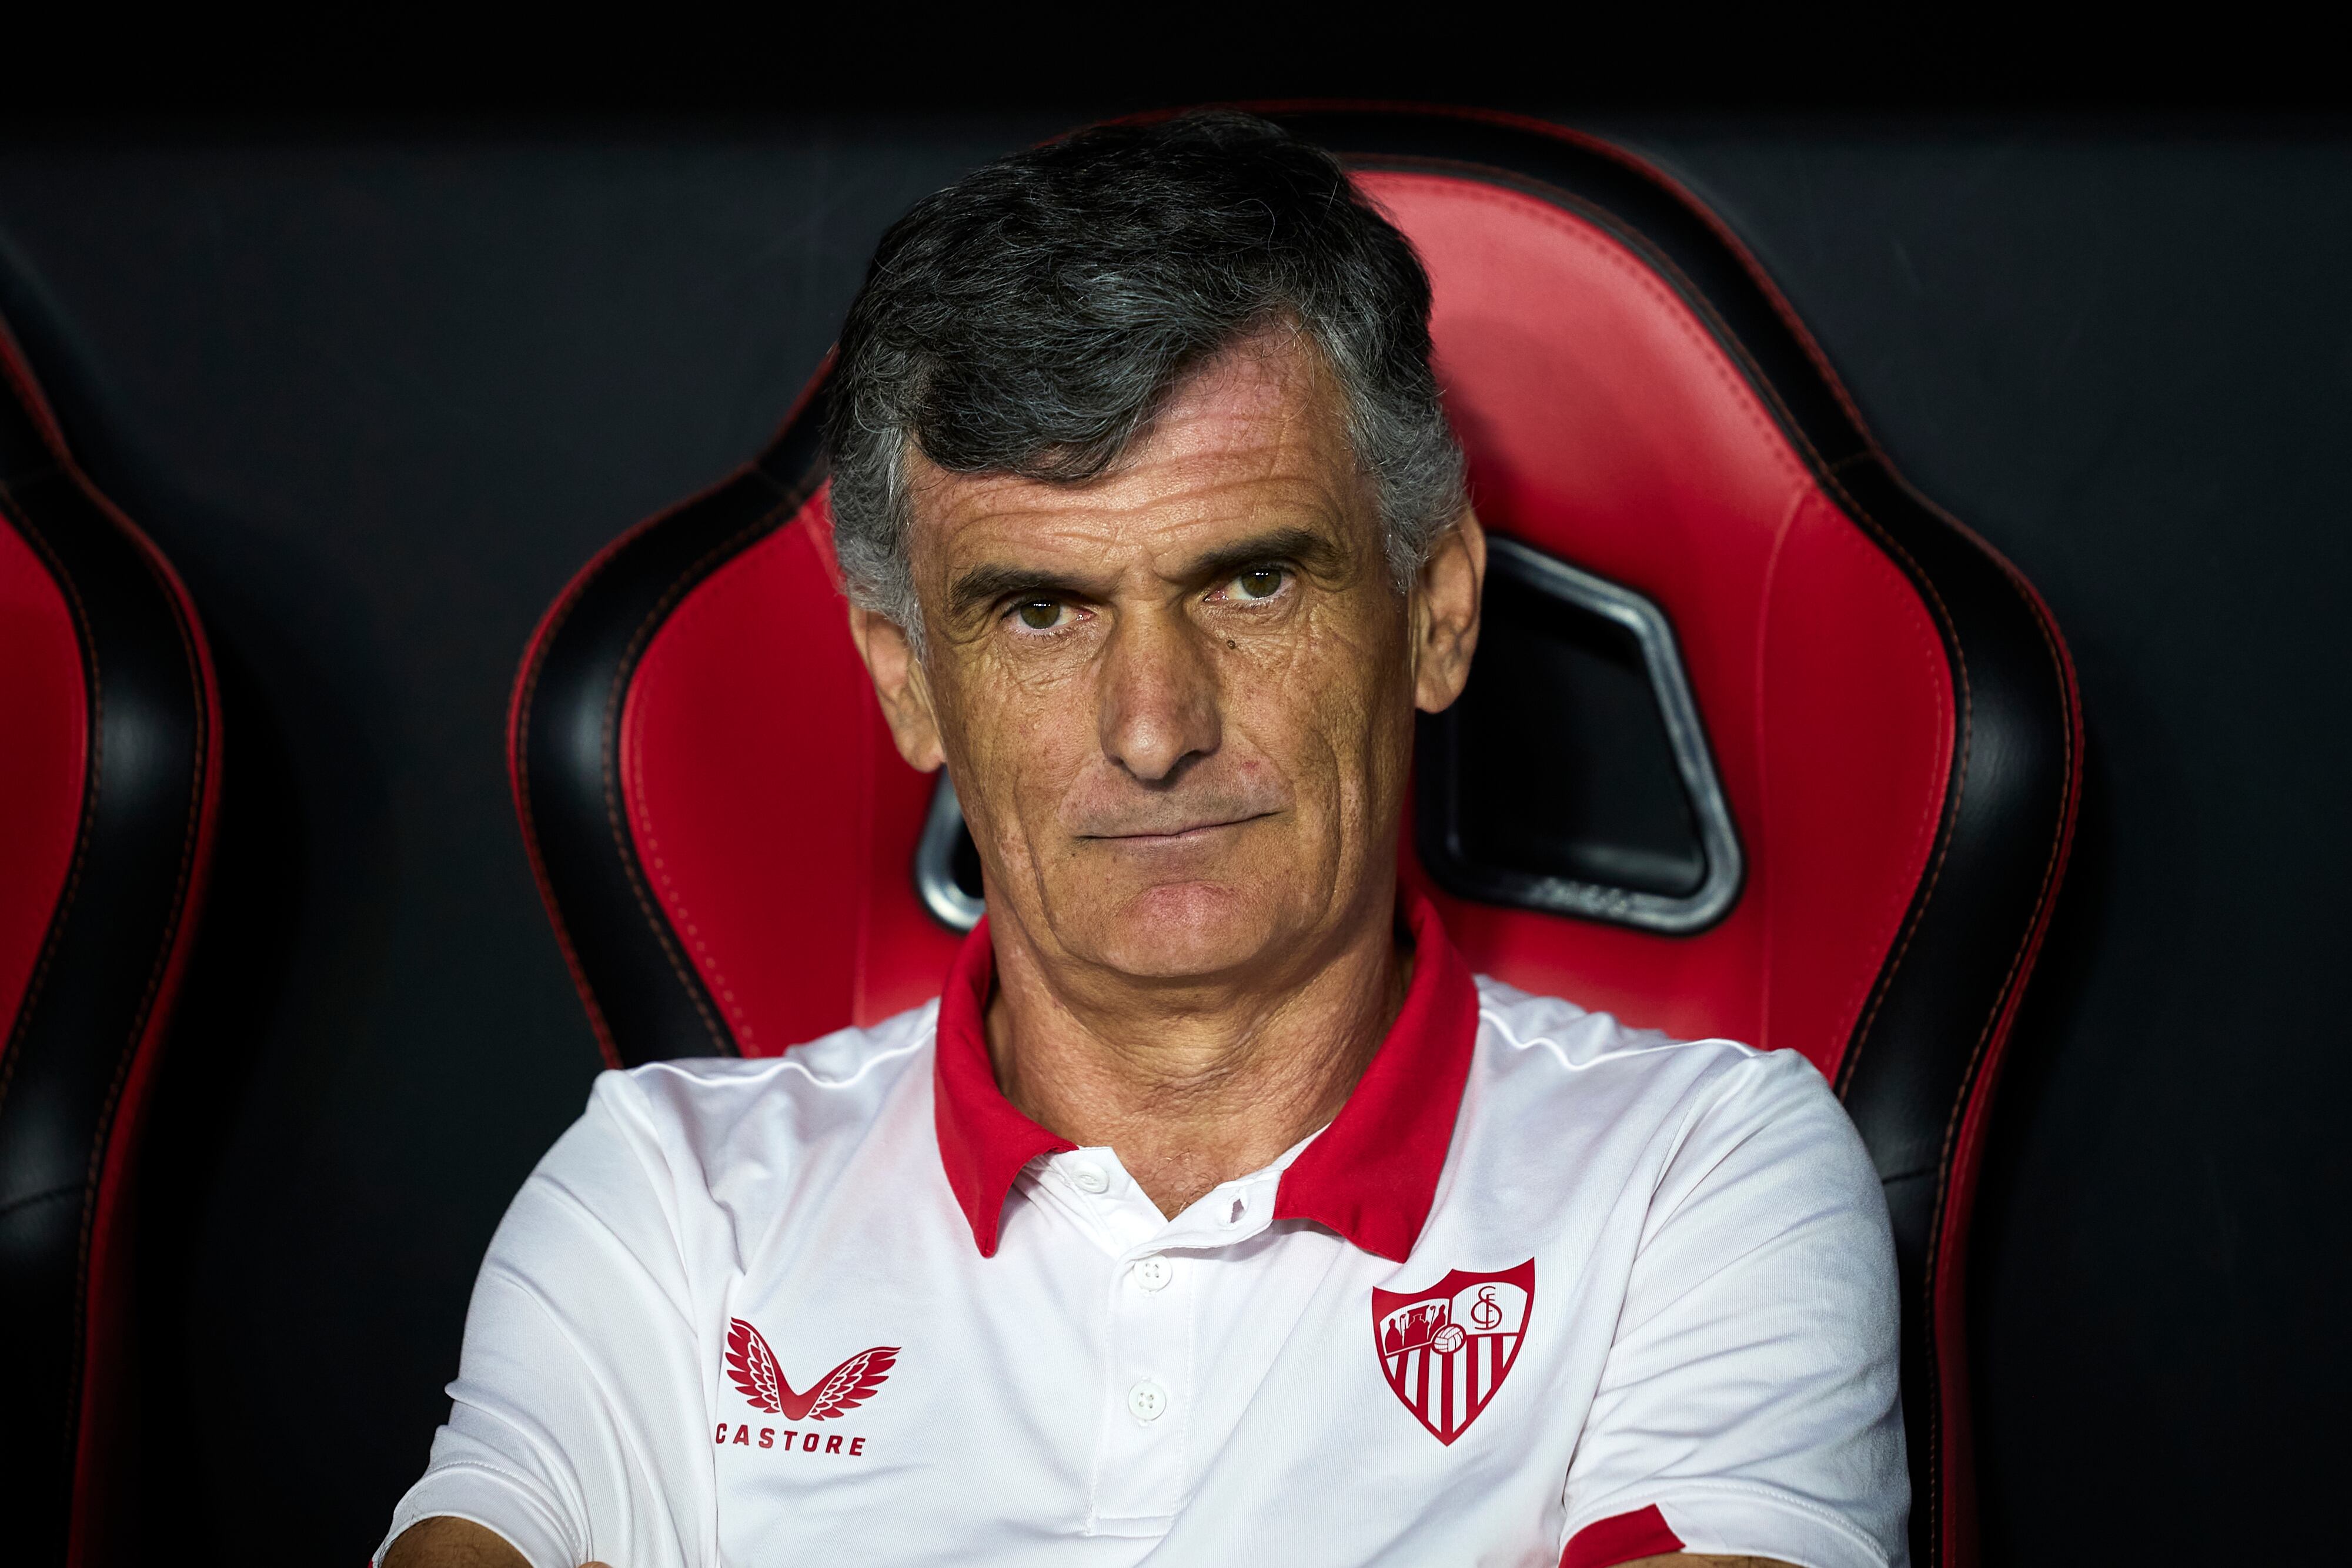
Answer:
1097;607;1222;783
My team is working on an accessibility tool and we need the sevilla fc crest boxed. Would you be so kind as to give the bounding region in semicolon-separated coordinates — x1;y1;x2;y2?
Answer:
1370;1260;1534;1445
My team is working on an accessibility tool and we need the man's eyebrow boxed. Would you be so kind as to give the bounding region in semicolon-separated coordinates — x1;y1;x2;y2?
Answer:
944;526;1343;620
1184;526;1342;583
945;562;1099;620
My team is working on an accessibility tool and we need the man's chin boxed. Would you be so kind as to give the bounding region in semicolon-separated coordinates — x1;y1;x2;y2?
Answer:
1047;878;1298;982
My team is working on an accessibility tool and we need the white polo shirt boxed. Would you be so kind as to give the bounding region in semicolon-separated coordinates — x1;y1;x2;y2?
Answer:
379;897;1906;1567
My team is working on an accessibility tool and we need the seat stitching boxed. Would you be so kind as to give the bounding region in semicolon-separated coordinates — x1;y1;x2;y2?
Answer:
0;1183;81;1221
69;475;218;1514
511;540;622;1064
1915;556;2080;1563
1368;175;1817;502
600;481;813;1057
1800;500;1956;1072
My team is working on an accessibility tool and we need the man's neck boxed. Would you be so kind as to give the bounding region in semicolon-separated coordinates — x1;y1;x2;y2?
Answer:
983;904;1411;1218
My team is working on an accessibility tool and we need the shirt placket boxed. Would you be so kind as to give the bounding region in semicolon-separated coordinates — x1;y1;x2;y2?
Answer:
1030;1147;1297;1540
1028;1149;1183;1537
1089;1223;1192;1534
1081;1156;1288;1538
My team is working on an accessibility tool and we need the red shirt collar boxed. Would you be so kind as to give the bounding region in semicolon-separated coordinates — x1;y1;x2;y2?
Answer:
932;892;1480;1262
930;921;1074;1258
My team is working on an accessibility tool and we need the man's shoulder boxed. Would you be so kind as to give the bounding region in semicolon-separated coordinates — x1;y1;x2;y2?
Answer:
1461;977;1878;1253
1467;975;1844;1150
586;999;942;1161
1471;975;1766;1083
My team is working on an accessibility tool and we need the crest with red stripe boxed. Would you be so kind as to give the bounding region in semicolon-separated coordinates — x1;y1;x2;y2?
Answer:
1369;1260;1534;1445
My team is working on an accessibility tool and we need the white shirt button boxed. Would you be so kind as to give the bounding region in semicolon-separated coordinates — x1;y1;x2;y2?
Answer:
1126;1379;1169;1423
1070;1162;1110;1195
1131;1256;1172;1292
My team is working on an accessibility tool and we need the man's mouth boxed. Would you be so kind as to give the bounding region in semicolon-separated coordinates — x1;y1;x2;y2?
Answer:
1083;811;1278;845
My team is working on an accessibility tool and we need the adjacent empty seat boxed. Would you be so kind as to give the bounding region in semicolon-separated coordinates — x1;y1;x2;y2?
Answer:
0;314;222;1566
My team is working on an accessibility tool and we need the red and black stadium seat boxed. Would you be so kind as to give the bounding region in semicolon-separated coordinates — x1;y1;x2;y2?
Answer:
508;108;2082;1568
0;316;222;1566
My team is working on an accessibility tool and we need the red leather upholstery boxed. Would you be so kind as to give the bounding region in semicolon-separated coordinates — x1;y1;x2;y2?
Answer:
619;513;958;1046
511;109;2080;1568
0;496;86;1035
0;316;222;1568
1379;169;1955;1072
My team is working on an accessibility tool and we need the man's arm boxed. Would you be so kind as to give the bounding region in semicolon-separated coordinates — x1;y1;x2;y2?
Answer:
374;1073;718;1568
381;1519;1795;1568
1560;1050;1908;1568
379;1517;1787;1568
382;1522;1792;1568
381;1517;536;1567
381;1514;619;1568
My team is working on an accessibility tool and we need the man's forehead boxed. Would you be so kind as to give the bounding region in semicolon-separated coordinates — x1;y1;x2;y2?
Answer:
907;335;1364;575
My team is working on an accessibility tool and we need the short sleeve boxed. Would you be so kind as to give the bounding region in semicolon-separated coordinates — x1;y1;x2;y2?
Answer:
375;1071;717;1568
1559;1049;1909;1568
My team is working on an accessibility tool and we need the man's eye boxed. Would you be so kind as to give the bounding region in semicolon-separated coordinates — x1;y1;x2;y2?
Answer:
1229;567;1287;601
1014;600;1065;631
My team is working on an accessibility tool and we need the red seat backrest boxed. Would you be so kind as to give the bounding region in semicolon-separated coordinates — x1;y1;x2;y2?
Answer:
1380;166;1955;1072
0;460;86;1037
0;315;222;1568
510;109;2080;1568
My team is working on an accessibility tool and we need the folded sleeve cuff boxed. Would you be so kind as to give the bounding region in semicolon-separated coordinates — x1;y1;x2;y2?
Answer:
1564;1485;1897;1568
373;1462;582;1568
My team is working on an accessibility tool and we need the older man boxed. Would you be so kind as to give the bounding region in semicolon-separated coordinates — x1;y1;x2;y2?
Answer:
381;113;1905;1568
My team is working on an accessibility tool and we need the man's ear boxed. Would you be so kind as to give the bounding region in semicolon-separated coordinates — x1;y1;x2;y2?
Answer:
1412;506;1486;714
847;603;947;773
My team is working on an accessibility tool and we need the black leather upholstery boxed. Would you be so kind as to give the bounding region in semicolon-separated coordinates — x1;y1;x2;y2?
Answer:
0;316;219;1568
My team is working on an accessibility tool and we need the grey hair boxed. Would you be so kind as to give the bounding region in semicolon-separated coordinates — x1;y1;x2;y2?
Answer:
825;111;1466;644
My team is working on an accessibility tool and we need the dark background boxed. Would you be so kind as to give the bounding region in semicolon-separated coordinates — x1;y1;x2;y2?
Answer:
2;112;2346;1563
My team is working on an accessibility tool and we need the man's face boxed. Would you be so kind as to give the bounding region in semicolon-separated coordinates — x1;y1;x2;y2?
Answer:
853;330;1481;988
